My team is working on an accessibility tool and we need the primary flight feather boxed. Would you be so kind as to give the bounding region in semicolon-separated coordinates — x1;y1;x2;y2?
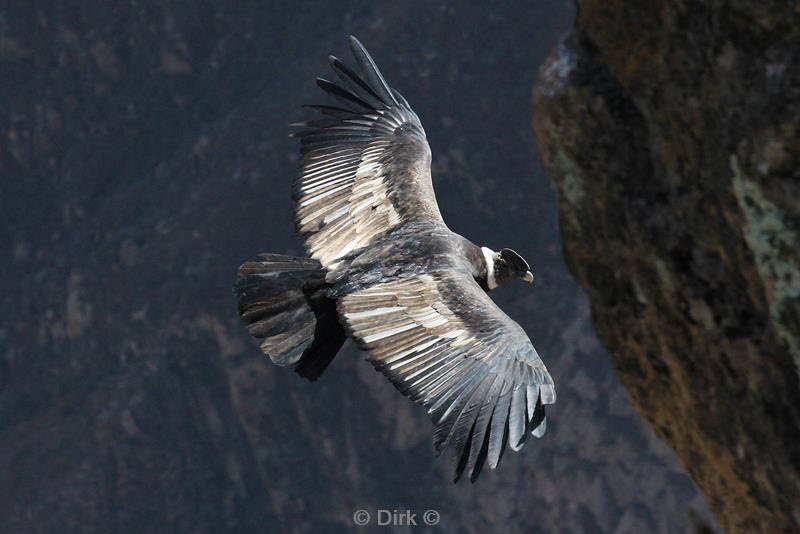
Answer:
234;36;555;482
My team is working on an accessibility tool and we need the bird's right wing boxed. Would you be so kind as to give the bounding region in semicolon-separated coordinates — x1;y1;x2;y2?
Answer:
291;37;444;270
338;271;555;482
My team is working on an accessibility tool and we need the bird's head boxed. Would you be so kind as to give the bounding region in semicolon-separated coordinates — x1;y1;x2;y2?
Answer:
481;247;534;290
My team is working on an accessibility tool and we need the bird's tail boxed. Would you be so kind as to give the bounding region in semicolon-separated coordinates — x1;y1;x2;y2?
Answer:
234;254;346;380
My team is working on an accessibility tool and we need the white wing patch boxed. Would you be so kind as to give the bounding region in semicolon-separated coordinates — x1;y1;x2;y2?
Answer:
340;275;502;407
340;276;482;396
296;136;402;268
341;275;468;349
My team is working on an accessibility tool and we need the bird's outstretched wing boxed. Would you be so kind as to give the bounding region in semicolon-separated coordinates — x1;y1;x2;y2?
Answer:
292;36;443;269
338;271;555;482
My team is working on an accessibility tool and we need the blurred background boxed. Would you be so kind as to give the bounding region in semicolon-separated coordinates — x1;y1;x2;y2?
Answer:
2;1;797;532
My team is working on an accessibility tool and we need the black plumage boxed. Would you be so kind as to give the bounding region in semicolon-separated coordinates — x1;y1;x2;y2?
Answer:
234;255;345;380
235;36;555;482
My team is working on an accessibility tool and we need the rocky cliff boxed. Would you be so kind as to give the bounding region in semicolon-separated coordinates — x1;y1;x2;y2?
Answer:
534;1;800;532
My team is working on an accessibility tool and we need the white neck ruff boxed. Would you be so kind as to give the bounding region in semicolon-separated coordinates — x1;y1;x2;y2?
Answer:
481;247;498;289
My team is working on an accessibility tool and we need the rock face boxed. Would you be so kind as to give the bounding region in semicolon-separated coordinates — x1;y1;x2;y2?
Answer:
2;2;721;532
534;1;800;532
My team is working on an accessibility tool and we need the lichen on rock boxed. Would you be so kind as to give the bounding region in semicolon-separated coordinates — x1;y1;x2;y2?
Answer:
731;155;800;369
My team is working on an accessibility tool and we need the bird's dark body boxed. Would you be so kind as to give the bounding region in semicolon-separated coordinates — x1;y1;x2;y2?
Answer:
235;225;485;377
326;222;487;295
235;36;554;482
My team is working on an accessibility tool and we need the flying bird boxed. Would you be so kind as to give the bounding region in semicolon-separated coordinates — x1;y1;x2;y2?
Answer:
234;36;555;482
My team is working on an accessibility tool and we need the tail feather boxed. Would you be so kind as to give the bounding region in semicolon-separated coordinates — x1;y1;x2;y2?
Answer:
294;295;345;380
234;254;346;380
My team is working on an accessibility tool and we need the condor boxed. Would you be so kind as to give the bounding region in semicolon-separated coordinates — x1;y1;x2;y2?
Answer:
234;36;555;482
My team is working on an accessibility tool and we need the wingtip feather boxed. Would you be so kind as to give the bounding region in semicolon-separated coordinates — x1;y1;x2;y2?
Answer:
532;416;547;438
347;35;398;107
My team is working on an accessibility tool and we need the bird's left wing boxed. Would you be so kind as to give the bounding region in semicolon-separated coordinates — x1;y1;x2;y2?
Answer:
338;271;555;482
292;37;444;269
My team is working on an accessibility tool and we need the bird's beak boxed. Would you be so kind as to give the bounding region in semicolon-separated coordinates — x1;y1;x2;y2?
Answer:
522;271;534;284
